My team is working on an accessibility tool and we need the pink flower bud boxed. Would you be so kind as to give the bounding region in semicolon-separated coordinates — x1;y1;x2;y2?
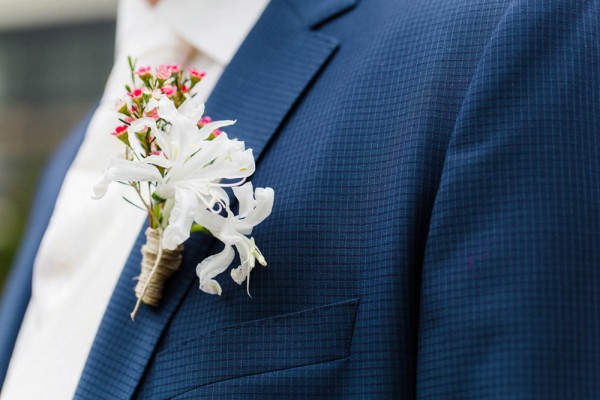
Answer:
127;88;143;99
212;129;223;137
181;84;190;93
188;68;206;80
156;64;172;80
111;125;128;137
197;116;212;127
170;64;181;73
134;66;152;78
161;85;176;96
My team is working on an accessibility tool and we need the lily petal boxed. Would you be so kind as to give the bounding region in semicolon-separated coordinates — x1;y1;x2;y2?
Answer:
92;158;162;199
178;135;255;182
142;153;173;169
178;94;205;123
192;119;236;149
233;182;256;218
157;96;191;151
196;244;235;295
201;149;256;181
127;126;146;159
162;188;198;250
230;237;266;297
194;206;226;235
235;187;275;234
91;179;109;200
105;158;163;183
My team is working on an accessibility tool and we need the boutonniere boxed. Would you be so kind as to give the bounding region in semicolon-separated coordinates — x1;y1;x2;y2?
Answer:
92;58;274;320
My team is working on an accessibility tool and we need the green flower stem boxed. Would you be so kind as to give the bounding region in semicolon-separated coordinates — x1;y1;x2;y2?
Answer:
130;182;157;228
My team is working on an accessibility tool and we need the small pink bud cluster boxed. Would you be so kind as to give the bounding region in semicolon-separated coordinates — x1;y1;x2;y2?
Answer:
111;57;210;154
156;64;181;80
135;66;152;79
112;125;128;137
161;85;176;96
111;124;130;146
127;88;143;99
189;67;206;83
197;116;212;127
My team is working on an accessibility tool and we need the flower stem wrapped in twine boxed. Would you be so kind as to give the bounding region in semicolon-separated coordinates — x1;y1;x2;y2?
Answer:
130;227;183;320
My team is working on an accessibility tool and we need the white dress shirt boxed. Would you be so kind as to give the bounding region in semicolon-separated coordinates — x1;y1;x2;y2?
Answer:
1;0;268;398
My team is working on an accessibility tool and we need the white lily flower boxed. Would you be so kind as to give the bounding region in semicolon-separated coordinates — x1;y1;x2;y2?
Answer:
195;182;274;295
93;95;254;253
95;67;276;307
158;131;256;250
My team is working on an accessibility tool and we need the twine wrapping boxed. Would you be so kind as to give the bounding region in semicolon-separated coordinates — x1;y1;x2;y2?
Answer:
130;227;183;320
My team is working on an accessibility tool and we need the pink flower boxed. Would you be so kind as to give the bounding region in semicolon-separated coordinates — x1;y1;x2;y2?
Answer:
146;108;159;120
127;88;143;99
212;129;223;137
188;68;206;80
181;84;190;93
156;64;172;80
111;125;128;137
197;116;212;127
170;63;181;73
161;85;176;96
134;66;152;78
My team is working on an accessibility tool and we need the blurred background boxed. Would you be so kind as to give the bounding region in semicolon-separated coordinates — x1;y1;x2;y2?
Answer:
0;0;118;293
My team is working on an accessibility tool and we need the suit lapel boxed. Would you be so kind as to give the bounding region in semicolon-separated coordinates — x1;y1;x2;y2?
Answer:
203;0;342;161
74;0;357;398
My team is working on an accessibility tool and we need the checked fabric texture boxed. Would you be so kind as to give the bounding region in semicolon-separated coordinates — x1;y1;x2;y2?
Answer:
1;0;599;398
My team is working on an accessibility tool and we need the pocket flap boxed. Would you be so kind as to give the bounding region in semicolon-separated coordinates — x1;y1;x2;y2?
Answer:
144;298;359;397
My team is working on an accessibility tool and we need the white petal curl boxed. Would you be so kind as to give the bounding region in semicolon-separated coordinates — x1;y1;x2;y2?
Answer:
196;244;235;295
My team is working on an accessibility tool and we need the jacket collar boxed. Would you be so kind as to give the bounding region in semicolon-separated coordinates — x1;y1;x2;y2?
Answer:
75;0;357;398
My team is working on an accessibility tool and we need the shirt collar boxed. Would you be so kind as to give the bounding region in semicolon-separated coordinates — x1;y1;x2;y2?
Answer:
153;0;270;65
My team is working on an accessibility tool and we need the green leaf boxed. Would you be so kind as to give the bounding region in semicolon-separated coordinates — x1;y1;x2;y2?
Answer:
122;196;146;212
127;55;137;72
152;192;166;203
190;223;211;235
152;200;162;223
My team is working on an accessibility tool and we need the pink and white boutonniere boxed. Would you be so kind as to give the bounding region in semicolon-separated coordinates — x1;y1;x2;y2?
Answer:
92;58;274;320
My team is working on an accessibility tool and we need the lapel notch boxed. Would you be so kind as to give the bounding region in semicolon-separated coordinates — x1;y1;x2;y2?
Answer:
286;0;360;28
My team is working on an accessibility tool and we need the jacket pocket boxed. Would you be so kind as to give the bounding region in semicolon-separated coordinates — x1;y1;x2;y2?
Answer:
145;298;359;398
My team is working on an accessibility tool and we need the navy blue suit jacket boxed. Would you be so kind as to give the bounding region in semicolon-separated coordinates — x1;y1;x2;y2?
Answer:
1;0;599;398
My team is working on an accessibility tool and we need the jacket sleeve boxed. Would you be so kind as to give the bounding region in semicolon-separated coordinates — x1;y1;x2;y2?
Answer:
416;1;600;398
